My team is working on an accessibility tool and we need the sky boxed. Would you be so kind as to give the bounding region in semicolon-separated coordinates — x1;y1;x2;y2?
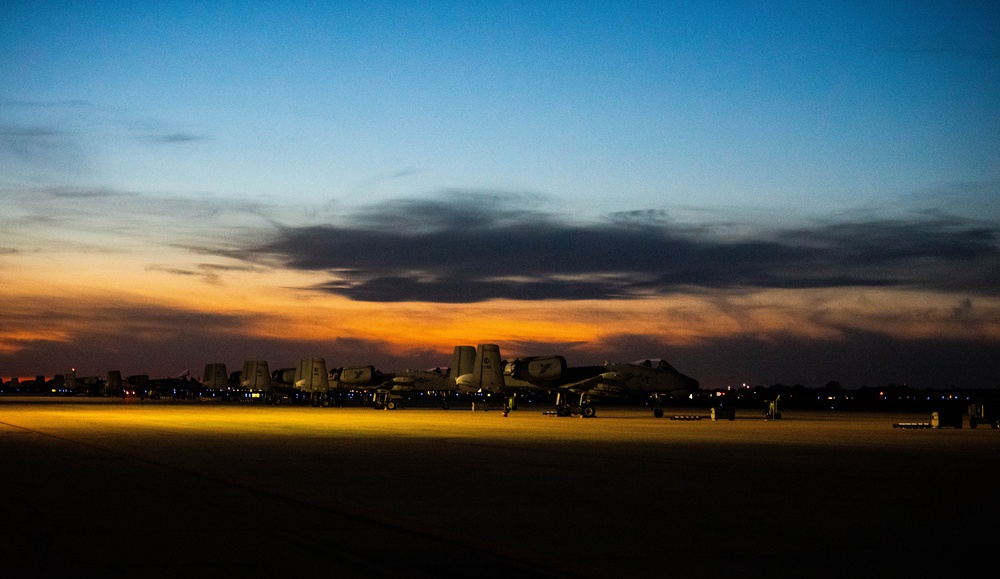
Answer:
2;1;999;389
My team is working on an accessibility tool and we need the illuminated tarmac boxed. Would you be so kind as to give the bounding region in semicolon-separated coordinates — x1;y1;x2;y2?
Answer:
2;398;999;578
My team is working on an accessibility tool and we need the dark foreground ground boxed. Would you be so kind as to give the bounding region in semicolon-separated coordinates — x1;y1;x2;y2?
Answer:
1;398;998;578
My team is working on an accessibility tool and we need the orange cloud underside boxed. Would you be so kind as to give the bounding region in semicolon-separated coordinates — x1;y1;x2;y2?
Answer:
3;244;1000;361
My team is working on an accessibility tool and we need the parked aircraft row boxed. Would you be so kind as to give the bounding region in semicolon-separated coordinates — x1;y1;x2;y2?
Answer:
3;345;699;418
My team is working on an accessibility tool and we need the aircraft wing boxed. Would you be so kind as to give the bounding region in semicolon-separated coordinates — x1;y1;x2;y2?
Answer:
385;369;457;393
552;371;626;393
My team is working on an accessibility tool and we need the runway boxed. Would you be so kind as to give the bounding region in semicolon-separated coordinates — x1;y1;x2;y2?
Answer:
2;398;998;578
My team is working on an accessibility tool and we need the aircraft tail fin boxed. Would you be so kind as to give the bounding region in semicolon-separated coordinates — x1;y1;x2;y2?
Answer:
242;360;271;390
294;357;329;393
106;370;123;392
202;363;228;390
469;343;504;393
451;345;476;378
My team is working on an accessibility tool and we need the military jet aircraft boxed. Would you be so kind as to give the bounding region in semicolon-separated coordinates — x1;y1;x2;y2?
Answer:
200;363;232;400
266;357;332;406
349;346;476;409
456;344;699;417
367;366;458;409
125;370;200;400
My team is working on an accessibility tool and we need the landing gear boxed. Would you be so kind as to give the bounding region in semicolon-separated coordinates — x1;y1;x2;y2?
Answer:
553;392;571;416
552;392;596;417
309;391;332;407
372;391;401;410
576;393;596;418
652;394;665;418
501;394;517;416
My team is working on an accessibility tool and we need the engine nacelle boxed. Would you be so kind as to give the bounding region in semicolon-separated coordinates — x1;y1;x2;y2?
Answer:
272;368;296;387
506;356;566;382
338;365;378;386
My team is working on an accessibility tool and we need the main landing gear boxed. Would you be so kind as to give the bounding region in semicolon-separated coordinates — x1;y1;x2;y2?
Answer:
651;394;665;418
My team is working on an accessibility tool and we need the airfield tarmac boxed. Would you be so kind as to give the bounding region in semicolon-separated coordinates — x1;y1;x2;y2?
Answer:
1;398;998;578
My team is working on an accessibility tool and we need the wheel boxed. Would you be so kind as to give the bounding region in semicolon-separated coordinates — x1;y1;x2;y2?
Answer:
386;400;397;410
581;404;596;418
653;407;664;418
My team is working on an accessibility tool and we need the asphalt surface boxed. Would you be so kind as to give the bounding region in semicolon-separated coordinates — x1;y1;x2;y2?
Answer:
2;398;998;578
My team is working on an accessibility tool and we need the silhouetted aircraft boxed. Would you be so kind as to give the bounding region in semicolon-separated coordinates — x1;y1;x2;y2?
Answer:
370;366;462;409
126;370;200;400
64;369;104;396
330;365;388;401
105;370;124;397
200;363;231;399
341;347;475;409
239;360;271;401
456;344;699;417
266;357;331;406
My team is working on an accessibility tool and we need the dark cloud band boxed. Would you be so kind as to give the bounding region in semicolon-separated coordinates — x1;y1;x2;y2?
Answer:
235;193;1000;302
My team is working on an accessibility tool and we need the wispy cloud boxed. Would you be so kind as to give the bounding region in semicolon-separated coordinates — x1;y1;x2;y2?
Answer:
138;132;208;144
148;263;262;286
0;123;85;170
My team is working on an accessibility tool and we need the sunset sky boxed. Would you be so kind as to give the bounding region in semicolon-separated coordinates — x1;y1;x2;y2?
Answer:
2;1;999;389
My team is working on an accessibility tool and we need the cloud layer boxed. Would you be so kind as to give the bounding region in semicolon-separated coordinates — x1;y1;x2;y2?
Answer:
234;193;1000;303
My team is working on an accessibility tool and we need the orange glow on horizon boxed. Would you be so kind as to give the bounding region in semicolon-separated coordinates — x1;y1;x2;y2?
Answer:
3;239;1000;364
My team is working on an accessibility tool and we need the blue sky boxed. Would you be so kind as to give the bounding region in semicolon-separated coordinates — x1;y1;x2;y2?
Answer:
2;1;999;388
6;1;996;214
